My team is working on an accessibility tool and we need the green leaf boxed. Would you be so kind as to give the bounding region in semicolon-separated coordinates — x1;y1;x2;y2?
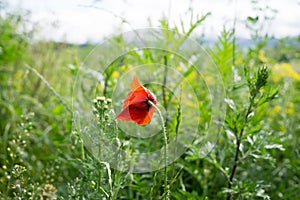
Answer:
224;98;237;110
247;16;259;23
265;144;285;151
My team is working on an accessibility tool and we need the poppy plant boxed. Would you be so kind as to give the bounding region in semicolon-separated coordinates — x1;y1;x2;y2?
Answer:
115;76;157;125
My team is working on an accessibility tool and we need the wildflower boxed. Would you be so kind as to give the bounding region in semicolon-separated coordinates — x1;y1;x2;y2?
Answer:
176;66;184;71
286;102;294;114
42;184;57;199
121;65;127;71
93;96;112;120
112;71;120;78
286;108;294;114
96;83;103;90
127;65;133;70
272;63;300;82
96;96;106;102
258;50;270;63
115;76;156;125
204;76;214;84
272;105;281;114
279;125;287;133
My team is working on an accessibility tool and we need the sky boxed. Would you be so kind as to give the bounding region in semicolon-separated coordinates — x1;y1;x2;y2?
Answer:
6;0;300;44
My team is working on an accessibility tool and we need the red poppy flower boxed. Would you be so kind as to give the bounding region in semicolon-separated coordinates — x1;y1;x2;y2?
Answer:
115;76;156;125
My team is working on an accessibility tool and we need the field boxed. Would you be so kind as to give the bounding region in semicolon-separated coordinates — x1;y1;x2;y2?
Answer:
1;1;300;199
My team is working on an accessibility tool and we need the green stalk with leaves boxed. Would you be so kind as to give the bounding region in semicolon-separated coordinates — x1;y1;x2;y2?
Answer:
225;66;278;199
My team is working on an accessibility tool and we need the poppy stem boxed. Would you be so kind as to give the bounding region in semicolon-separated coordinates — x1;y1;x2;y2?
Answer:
148;100;169;199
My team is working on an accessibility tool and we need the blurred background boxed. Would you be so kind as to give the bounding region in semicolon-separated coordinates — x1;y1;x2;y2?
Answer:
5;0;300;43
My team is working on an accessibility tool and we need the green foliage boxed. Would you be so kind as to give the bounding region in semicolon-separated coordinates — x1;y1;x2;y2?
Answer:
0;13;27;65
210;28;234;82
224;66;278;199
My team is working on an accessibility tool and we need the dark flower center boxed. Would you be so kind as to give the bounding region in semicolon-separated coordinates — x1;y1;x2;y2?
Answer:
145;97;155;110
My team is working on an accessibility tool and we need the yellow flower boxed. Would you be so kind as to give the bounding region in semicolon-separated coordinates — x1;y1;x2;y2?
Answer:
286;102;294;114
204;76;214;84
121;65;126;71
258;50;270;63
235;56;244;65
176;66;184;71
279;125;286;133
96;83;103;90
286;108;294;114
287;102;294;108
112;71;120;78
272;63;300;82
14;70;25;90
187;70;197;80
272;105;281;114
15;69;25;79
286;65;300;80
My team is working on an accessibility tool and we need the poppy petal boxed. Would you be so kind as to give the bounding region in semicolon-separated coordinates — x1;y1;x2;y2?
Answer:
115;105;150;125
145;89;157;104
121;90;147;109
128;105;154;125
115;76;157;125
128;92;148;108
115;106;131;121
140;107;156;125
130;76;143;91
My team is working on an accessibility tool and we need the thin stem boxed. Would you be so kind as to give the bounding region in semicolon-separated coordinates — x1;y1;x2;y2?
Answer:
103;75;109;96
25;64;72;113
227;97;254;200
150;171;158;200
162;55;168;111
81;140;85;160
148;101;169;200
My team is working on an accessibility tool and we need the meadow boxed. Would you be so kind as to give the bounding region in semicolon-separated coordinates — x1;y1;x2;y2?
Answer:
0;2;300;200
